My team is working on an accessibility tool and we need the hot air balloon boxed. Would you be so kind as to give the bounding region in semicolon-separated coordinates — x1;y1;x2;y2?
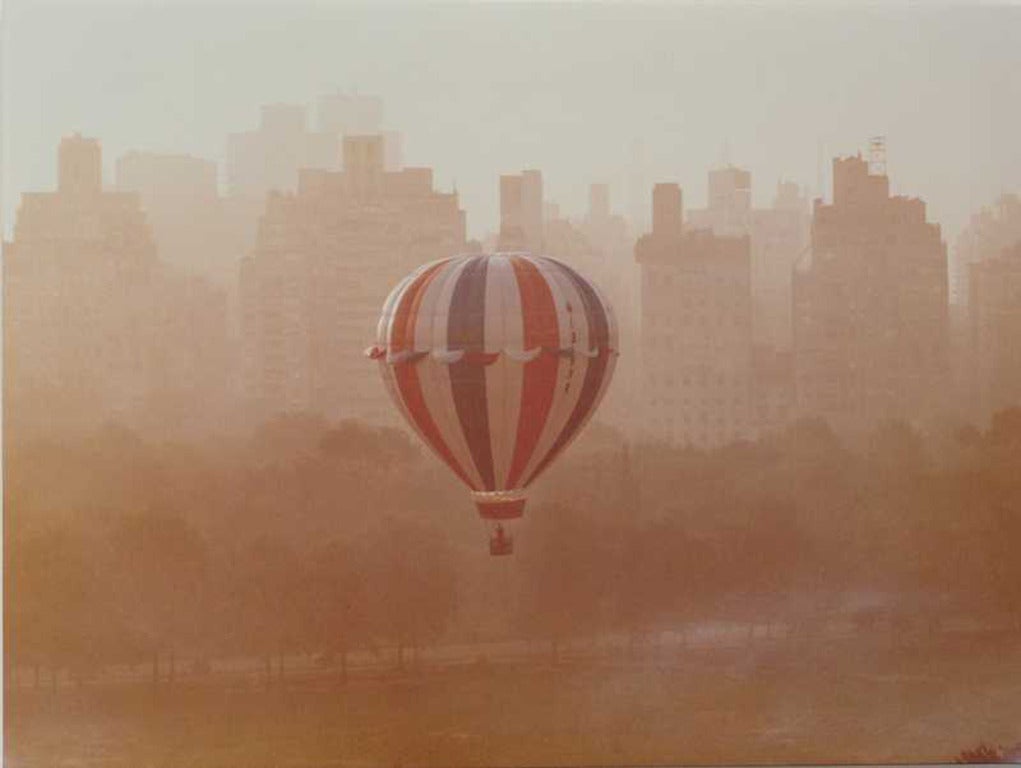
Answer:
366;253;618;555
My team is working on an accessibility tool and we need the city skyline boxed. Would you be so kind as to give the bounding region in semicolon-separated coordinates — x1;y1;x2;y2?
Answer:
9;128;1016;442
3;2;1019;242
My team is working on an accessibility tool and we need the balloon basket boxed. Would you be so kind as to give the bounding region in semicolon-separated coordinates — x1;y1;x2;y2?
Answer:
489;527;514;556
490;531;514;555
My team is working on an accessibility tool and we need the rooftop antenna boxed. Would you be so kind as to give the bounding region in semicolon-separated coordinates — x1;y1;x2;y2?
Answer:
868;135;886;176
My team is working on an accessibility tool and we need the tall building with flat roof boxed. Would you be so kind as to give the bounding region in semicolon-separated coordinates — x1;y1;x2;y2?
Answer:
498;169;543;254
793;155;948;434
968;241;1021;422
636;183;753;447
115;152;234;283
652;183;682;243
116;151;217;200
953;195;1021;423
5;136;230;437
57;133;102;194
342;135;385;198
227;104;340;199
751;182;810;352
953;194;1021;311
688;167;809;352
705;165;752;236
114;150;247;399
498;174;525;249
316;91;401;172
577;184;638;436
241;137;466;423
381;130;403;172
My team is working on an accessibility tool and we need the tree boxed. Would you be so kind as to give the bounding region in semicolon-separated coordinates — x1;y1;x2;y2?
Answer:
867;419;930;478
364;518;458;670
307;539;371;682
7;526;108;690
610;521;701;654
232;535;314;687
109;510;206;686
318;419;419;468
518;504;613;663
986;407;1021;449
250;412;331;464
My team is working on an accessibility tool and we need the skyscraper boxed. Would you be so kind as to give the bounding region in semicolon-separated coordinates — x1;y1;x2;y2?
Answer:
954;195;1021;423
636;183;754;447
688;167;809;352
968;241;1021;423
793;155;948;434
226;104;340;199
498;174;525;250
115;151;230;282
317;91;402;172
704;165;752;236
241;135;467;424
577;183;638;435
752;181;810;352
498;169;543;254
5;135;230;437
651;182;682;243
952;194;1021;312
381;130;404;172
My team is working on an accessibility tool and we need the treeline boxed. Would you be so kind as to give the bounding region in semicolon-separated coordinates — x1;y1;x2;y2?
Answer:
7;509;458;689
519;411;1021;656
6;410;1021;688
6;417;466;688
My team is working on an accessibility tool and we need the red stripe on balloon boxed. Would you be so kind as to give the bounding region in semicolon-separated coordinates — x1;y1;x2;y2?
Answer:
505;255;561;489
391;260;478;490
522;258;611;487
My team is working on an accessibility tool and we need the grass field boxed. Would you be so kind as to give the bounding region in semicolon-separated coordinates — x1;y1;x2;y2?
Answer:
6;632;1021;767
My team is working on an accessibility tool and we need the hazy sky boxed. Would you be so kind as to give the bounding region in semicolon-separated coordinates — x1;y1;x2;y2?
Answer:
2;1;1019;242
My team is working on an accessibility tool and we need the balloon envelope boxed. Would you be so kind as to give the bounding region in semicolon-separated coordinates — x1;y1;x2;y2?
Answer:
368;253;618;519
